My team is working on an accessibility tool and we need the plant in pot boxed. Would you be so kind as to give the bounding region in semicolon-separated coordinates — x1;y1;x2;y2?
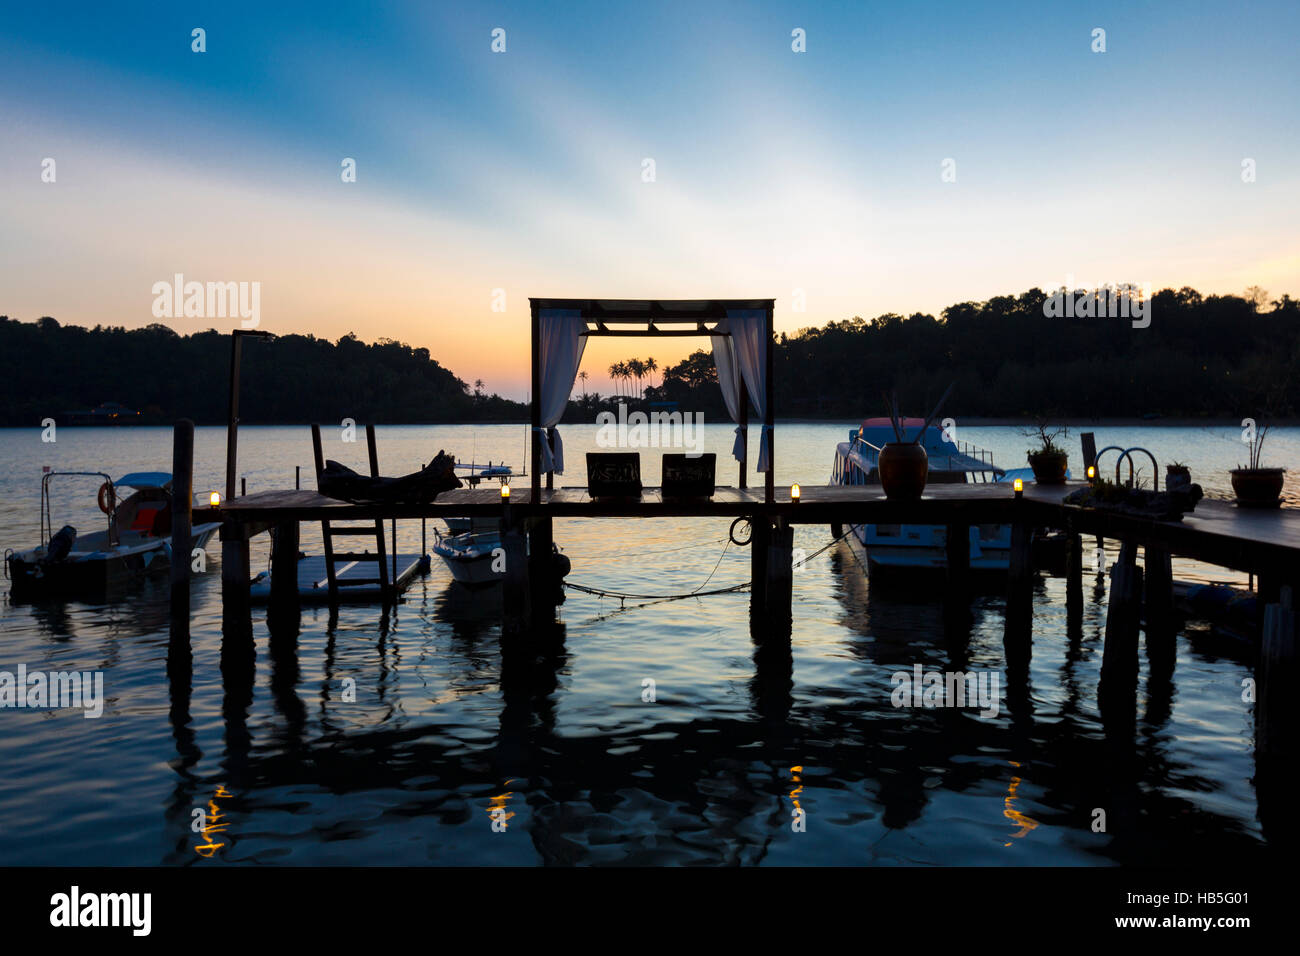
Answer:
1025;424;1069;484
1166;460;1191;491
1231;421;1285;508
877;384;953;500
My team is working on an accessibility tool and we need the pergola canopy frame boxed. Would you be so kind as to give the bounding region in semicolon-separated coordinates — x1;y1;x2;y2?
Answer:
528;298;776;503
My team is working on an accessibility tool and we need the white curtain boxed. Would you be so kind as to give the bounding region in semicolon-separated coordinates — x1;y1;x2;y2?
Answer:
727;308;771;472
536;309;586;474
709;319;746;463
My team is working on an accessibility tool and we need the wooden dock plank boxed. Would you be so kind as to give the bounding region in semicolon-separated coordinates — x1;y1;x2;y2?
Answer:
203;481;1300;576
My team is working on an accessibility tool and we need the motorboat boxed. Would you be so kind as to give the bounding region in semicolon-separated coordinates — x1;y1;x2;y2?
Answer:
433;525;507;586
831;418;1012;576
5;470;220;597
433;518;571;592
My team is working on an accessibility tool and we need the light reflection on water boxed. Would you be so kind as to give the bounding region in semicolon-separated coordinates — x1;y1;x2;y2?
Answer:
0;424;1291;865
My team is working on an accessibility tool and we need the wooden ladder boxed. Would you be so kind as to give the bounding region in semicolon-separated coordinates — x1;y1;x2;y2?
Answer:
311;423;390;604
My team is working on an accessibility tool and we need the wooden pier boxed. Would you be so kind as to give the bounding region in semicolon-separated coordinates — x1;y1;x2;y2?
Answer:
199;480;1300;641
169;307;1300;768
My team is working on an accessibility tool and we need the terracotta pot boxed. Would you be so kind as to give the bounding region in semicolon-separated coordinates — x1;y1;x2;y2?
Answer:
1029;451;1068;485
1230;468;1285;508
878;442;928;500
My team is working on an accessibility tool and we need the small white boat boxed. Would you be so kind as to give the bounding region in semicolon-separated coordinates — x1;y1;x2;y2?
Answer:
5;470;220;597
831;418;1011;576
433;527;506;587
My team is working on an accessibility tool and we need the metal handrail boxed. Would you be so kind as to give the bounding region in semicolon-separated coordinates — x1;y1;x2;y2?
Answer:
1094;445;1160;491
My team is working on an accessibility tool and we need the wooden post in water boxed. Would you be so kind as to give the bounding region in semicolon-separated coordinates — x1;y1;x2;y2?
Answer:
749;516;770;616
170;419;194;618
1100;541;1142;704
1003;513;1034;663
270;519;300;610
500;510;530;640
220;523;251;611
1256;573;1281;634
1144;544;1175;672
945;523;971;625
528;517;555;630
764;518;794;637
1258;586;1296;758
1065;531;1083;624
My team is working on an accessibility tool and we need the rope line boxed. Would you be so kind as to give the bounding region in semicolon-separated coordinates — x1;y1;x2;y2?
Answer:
564;525;857;605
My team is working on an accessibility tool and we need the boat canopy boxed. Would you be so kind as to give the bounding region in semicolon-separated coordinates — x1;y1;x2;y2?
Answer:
115;472;172;490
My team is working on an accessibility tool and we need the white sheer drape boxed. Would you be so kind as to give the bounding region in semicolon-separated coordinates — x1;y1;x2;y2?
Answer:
536;309;586;474
726;309;771;472
709;319;746;462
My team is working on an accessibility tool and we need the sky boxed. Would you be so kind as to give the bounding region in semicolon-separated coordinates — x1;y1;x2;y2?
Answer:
2;0;1298;399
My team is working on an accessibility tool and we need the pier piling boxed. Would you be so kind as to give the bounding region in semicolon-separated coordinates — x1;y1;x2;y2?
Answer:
270;520;300;611
749;516;770;617
764;518;794;637
945;523;971;625
1100;541;1142;705
169;419;194;620
1258;586;1297;758
1003;514;1033;665
528;516;556;630
1065;531;1083;624
500;517;530;640
1143;544;1175;673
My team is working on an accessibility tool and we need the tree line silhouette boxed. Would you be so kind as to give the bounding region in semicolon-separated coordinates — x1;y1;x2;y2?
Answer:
3;286;1296;427
647;287;1300;421
0;319;523;426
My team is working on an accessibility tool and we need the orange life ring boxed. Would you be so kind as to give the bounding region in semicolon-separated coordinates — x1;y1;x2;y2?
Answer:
97;481;116;514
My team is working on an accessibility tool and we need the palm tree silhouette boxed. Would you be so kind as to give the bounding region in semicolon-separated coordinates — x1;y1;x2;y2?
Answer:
645;356;658;390
578;370;589;400
628;358;645;399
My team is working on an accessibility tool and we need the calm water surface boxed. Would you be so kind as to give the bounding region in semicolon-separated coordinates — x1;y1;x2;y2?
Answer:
1;423;1295;865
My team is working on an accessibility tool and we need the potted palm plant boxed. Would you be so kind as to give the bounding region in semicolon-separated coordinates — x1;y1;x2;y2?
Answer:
1231;423;1285;508
877;384;953;500
1026;424;1069;484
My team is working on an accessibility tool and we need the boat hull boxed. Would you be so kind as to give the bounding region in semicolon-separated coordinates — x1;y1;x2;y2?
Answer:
6;523;219;598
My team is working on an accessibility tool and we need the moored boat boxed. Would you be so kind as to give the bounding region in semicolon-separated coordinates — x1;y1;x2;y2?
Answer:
831;418;1011;577
5;470;220;597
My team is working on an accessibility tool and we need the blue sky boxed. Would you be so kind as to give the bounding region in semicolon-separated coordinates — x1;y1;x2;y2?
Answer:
2;0;1297;395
